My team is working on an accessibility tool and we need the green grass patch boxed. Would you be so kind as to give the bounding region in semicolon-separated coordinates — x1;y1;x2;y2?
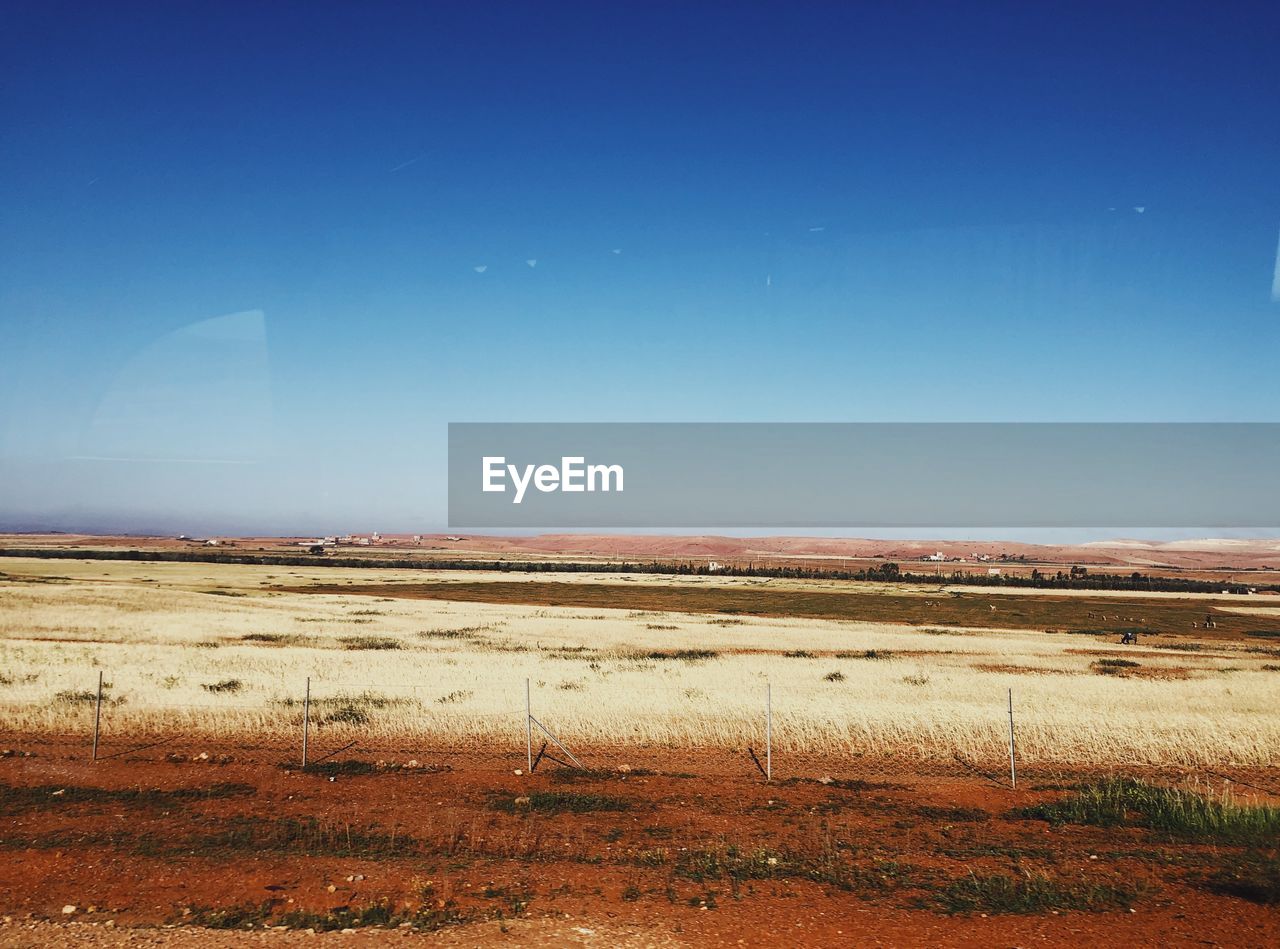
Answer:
184;899;466;932
932;871;1138;914
1019;778;1280;845
0;781;253;815
182;816;415;858
675;846;785;883
669;840;925;896
492;791;631;814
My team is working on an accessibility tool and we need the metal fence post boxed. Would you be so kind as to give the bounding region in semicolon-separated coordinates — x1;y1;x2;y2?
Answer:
91;671;103;762
1007;687;1017;789
302;676;311;768
525;678;533;772
766;681;772;782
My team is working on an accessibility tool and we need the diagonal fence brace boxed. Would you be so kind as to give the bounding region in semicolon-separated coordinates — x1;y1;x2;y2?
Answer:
528;714;584;769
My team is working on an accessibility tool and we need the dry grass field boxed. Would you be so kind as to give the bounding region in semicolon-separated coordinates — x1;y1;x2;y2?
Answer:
2;556;1279;773
3;554;1280;944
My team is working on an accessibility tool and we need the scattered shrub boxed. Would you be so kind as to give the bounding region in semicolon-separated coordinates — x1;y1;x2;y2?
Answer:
1092;658;1140;675
55;688;125;707
318;704;369;726
241;633;302;646
339;636;401;650
202;679;243;694
418;625;493;640
644;649;718;662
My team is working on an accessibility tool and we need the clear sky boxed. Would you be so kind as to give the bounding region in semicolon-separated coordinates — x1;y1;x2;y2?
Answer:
2;2;1278;535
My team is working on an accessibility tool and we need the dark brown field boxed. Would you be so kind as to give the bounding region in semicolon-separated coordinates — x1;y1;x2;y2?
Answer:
284;579;1280;642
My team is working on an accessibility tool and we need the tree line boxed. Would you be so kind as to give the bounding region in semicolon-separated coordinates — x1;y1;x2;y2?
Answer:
1;546;1273;595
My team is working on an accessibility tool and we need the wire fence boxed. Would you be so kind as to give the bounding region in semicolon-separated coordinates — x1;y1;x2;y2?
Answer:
2;669;1278;795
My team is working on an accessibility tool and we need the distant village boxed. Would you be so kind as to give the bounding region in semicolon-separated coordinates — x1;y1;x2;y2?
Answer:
918;550;1017;575
177;532;467;550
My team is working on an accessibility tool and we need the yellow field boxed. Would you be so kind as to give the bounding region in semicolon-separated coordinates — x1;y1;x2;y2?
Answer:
1;557;1278;771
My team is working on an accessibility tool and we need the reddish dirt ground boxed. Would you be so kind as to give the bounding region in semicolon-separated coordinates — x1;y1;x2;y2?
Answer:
1;741;1276;947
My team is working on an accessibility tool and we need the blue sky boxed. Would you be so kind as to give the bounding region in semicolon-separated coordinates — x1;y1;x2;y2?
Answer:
2;2;1278;534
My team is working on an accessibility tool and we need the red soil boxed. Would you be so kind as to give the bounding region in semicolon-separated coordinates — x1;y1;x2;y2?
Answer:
1;742;1276;947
